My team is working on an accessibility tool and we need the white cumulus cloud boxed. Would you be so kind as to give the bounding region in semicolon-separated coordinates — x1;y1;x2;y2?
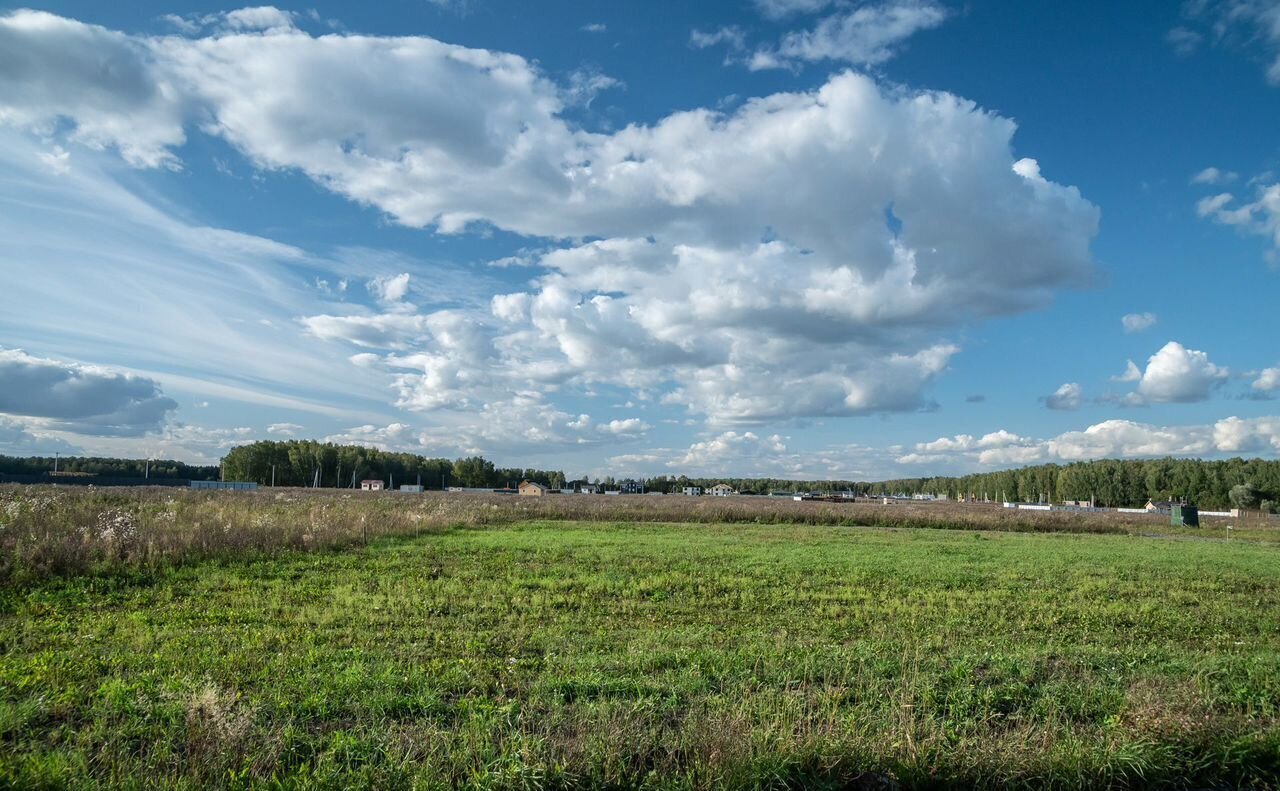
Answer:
597;418;651;436
0;348;177;437
1131;341;1229;404
0;9;1107;446
0;416;82;455
1043;382;1083;411
1121;312;1157;333
1113;360;1143;383
367;272;412;307
1191;166;1238;185
902;415;1280;472
1254;366;1280;392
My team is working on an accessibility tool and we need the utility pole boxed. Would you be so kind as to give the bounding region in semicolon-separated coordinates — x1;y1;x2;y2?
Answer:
271;465;275;487
53;452;59;474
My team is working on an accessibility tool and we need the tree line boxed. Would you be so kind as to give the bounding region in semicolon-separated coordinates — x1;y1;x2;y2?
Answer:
5;446;1279;510
610;459;1280;510
0;455;218;480
219;441;567;490
863;457;1280;511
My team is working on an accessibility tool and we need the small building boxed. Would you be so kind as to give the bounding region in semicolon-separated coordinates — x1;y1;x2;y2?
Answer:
360;479;384;492
576;483;600;494
709;483;735;497
399;484;423;493
683;486;703;496
1062;499;1094;508
518;480;547;496
618;479;644;494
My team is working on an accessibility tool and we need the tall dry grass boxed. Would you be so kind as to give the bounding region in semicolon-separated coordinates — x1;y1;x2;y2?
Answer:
0;485;1253;586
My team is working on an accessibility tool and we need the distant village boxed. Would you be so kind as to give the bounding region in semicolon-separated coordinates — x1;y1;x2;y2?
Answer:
358;479;740;498
6;446;1280;518
341;479;1264;522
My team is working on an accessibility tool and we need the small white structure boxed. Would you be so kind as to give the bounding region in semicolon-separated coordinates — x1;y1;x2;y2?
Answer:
683;486;703;496
709;483;735;496
399;484;423;493
360;479;384;492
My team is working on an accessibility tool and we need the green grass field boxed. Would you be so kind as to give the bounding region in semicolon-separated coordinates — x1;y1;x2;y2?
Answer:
3;520;1280;789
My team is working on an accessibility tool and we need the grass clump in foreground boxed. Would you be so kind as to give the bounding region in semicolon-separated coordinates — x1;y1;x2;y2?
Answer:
3;520;1280;789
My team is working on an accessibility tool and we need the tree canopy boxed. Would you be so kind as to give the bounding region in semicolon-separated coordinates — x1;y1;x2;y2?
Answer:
0;455;218;480
634;458;1280;511
219;441;565;490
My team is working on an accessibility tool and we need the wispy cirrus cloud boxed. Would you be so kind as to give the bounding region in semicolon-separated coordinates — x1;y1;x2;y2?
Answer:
1171;0;1280;84
750;0;949;71
694;0;948;72
1195;180;1280;263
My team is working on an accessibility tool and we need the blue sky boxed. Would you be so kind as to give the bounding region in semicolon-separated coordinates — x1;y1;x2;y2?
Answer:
1;0;1279;480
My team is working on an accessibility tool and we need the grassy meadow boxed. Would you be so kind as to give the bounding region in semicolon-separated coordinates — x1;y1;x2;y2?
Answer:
2;487;1280;788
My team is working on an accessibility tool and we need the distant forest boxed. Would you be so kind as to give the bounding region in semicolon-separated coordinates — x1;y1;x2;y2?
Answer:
0;455;219;481
864;457;1280;511
220;441;568;489
5;445;1280;511
654;458;1280;511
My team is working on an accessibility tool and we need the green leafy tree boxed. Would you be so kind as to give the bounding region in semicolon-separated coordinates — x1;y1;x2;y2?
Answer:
1229;483;1263;510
